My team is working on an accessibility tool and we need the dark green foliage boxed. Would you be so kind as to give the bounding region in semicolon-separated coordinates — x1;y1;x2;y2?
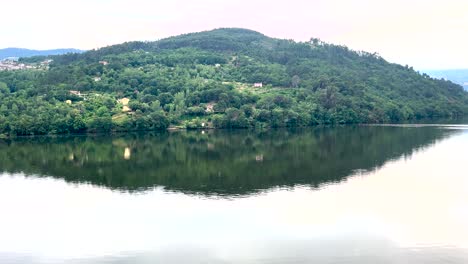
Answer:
0;28;467;136
0;126;458;195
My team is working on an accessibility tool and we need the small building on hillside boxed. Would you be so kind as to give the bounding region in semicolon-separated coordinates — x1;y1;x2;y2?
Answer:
41;59;53;65
117;98;131;112
256;154;264;162
205;103;215;113
99;61;109;66
118;97;130;106
253;82;263;88
69;90;81;96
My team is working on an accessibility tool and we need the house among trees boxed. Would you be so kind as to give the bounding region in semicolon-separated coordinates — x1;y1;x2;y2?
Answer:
69;90;89;100
253;82;263;88
256;154;264;162
205;103;215;113
118;98;130;105
118;98;131;112
69;90;82;96
99;61;109;66
40;59;53;65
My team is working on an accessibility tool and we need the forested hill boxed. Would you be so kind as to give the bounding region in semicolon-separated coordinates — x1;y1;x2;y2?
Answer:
0;28;467;136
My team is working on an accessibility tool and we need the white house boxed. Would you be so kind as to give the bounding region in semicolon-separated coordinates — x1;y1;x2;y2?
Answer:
69;90;81;96
253;82;263;88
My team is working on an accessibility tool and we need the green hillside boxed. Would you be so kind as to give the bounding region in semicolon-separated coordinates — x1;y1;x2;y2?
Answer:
0;28;467;136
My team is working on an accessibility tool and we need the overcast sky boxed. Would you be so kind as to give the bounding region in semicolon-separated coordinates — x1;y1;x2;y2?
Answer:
2;0;467;69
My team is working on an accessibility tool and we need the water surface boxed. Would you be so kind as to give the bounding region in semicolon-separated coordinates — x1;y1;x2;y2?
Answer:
0;125;467;263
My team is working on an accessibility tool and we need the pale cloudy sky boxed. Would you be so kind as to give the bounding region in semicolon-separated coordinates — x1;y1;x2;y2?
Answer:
2;0;468;69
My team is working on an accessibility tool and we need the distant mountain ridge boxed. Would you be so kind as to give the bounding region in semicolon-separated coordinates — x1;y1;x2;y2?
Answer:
0;48;84;60
424;69;468;91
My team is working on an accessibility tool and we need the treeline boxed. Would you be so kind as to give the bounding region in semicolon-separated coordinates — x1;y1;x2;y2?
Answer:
0;28;467;136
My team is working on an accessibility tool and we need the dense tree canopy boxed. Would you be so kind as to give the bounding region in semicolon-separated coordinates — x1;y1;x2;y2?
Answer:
1;28;467;136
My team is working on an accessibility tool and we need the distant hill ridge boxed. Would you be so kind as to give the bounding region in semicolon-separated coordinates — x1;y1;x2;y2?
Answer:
423;69;468;91
0;48;84;60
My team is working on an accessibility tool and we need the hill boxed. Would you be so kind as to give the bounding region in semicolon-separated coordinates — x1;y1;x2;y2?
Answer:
0;48;84;60
423;69;468;91
0;28;467;136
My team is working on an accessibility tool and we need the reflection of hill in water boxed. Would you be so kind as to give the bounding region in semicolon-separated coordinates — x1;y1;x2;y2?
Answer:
0;126;458;196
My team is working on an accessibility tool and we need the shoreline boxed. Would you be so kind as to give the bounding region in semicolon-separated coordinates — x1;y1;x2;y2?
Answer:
1;118;467;140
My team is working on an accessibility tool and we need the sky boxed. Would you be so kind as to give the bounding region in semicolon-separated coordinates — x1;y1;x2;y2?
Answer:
1;0;468;70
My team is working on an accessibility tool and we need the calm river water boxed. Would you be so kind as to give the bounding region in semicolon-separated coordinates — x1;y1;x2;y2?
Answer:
0;125;467;263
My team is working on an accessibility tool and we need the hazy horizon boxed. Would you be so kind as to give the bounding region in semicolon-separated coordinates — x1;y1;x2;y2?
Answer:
2;0;468;70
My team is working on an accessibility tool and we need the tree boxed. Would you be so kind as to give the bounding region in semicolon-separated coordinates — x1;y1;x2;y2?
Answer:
291;75;301;88
0;82;8;94
158;92;174;106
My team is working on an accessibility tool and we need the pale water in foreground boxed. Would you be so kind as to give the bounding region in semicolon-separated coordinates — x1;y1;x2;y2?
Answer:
0;125;467;263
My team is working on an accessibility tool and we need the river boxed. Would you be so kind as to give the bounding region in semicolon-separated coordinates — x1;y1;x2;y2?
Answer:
0;125;467;263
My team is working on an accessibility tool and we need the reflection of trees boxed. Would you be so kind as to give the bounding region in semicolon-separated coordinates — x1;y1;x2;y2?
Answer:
0;126;457;196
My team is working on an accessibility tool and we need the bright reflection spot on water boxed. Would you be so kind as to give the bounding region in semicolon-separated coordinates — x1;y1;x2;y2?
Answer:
124;147;131;160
